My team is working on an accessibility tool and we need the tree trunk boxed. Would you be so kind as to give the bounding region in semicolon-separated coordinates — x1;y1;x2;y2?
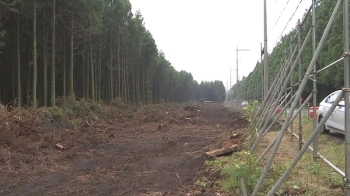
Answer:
132;58;135;103
27;61;30;106
98;34;101;101
69;11;74;96
82;54;86;97
90;34;95;101
110;28;113;102
17;13;21;109
63;32;66;102
86;53;89;99
118;34;121;97
125;47;128;103
137;44;140;103
12;58;15;101
122;47;127;103
32;0;37;107
51;0;56;106
43;18;47;106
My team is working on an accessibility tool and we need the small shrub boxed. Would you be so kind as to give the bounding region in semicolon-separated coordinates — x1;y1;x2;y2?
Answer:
46;106;64;122
89;104;102;113
126;112;135;119
110;97;125;107
63;107;73;117
0;103;5;110
220;150;262;194
243;100;259;120
72;101;82;112
206;159;225;169
329;172;343;188
196;177;209;188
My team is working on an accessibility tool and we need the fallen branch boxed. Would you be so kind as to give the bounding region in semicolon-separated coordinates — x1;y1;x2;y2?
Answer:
205;144;237;157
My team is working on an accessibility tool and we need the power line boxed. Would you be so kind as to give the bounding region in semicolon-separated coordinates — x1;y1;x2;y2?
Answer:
273;0;305;47
268;0;290;39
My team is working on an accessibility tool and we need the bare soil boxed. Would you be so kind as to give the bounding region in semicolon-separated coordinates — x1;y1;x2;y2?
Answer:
0;102;249;196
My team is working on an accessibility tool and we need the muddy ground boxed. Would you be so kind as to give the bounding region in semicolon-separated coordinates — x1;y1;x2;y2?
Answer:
0;102;249;196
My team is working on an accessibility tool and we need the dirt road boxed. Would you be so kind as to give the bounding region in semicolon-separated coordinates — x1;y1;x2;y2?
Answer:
0;102;248;196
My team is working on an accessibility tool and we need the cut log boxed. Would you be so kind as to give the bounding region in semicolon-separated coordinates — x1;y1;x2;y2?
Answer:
205;144;237;157
55;143;64;150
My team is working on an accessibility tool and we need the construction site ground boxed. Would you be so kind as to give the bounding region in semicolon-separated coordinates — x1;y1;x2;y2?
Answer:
0;102;250;196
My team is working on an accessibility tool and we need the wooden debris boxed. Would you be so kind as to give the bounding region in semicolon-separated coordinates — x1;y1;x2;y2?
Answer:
205;144;237;157
55;143;65;150
108;134;116;138
230;133;239;139
184;105;198;111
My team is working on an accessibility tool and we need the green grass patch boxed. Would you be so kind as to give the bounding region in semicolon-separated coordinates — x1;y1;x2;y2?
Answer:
203;114;345;195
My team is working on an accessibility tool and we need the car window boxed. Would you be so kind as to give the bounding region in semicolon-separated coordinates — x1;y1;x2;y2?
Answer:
327;92;340;103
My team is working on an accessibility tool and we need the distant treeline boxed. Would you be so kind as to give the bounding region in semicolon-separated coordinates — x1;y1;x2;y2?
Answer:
0;0;226;107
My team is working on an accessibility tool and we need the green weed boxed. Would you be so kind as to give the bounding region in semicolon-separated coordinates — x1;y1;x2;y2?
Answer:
220;150;263;194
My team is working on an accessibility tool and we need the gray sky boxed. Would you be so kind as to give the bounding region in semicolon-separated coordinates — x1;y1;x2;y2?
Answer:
129;0;311;89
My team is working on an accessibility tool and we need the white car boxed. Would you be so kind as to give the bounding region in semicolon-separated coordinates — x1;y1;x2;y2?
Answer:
318;90;347;134
241;101;249;106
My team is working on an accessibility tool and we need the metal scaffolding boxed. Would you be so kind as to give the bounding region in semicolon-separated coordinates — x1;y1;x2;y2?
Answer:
245;0;350;195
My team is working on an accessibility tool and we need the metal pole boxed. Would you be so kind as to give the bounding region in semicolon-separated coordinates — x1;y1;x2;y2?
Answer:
256;93;313;163
230;68;232;102
290;37;294;141
236;47;238;84
266;91;344;196
261;42;264;100
298;19;303;151
288;128;345;177
252;0;343;193
235;47;250;101
264;0;268;98
252;92;295;154
250;93;292;153
239;177;248;196
253;53;289;123
236;47;250;84
252;44;299;152
312;0;319;163
256;29;310;141
315;57;344;73
343;0;350;193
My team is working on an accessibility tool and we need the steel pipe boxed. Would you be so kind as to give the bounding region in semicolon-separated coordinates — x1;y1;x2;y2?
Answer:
252;0;343;194
314;57;344;74
267;91;344;195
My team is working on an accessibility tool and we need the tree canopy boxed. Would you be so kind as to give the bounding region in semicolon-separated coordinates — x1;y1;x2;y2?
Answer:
231;0;347;101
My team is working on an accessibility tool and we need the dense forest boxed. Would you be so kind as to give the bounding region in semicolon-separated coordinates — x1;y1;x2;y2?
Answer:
232;0;346;102
0;0;226;108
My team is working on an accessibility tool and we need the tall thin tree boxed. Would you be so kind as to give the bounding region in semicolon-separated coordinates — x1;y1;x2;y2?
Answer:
43;14;47;106
90;34;95;100
51;0;56;106
69;10;74;96
32;0;37;107
16;12;21;109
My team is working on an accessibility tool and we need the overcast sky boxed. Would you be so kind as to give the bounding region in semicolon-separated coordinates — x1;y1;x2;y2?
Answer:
129;0;311;89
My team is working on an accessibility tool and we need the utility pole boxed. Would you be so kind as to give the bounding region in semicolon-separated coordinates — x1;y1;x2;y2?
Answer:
229;68;232;102
236;46;250;84
226;77;229;102
236;47;250;101
263;0;269;97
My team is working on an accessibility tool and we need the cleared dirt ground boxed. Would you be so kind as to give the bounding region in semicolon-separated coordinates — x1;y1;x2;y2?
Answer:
0;102;249;196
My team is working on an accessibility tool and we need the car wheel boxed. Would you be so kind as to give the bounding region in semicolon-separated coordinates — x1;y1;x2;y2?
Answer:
318;116;330;134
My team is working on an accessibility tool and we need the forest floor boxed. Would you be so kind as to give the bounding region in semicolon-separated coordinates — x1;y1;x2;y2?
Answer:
0;101;251;196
